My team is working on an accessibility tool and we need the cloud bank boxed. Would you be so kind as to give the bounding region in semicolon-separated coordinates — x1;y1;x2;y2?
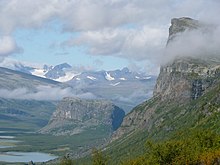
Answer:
0;85;96;100
163;24;220;64
0;36;22;58
0;0;220;64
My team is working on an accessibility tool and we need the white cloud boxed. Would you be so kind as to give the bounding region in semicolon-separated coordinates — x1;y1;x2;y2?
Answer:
0;0;220;63
0;85;96;100
116;90;153;103
63;26;167;61
163;25;220;64
0;36;22;57
1;0;219;33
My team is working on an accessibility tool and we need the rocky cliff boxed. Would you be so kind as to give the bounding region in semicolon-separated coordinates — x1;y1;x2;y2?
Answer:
154;57;220;101
111;17;220;142
40;97;125;136
154;17;220;101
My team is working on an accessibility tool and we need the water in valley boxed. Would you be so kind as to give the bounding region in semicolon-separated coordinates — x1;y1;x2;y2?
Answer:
0;133;57;163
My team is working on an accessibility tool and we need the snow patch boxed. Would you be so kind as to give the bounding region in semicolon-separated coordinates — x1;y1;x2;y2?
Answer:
55;72;79;82
87;76;97;80
119;77;126;80
110;82;120;86
135;76;140;79
105;72;115;81
143;76;151;80
31;69;46;78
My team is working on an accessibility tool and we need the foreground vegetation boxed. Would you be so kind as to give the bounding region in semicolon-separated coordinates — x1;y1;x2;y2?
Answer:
68;78;220;164
123;130;220;165
59;129;220;165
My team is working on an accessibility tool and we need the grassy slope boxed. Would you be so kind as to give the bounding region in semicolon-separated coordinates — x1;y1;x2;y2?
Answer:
75;78;220;164
0;98;57;131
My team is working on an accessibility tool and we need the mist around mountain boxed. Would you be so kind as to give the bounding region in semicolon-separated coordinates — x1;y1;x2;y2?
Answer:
70;17;220;165
0;59;156;113
2;15;220;165
67;67;156;113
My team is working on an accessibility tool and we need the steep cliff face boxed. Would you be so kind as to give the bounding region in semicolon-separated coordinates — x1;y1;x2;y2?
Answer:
111;17;220;142
154;17;220;101
154;57;220;101
40;97;125;135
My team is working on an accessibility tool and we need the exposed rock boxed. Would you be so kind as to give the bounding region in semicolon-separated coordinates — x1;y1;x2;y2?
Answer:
40;97;125;136
168;17;200;43
154;17;220;101
111;17;220;141
45;63;71;79
154;57;220;102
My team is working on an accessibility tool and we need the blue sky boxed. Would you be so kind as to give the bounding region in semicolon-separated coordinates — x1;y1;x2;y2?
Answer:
0;0;220;74
12;22;129;71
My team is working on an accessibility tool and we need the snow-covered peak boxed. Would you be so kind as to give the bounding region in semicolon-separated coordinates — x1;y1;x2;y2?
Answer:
105;72;115;81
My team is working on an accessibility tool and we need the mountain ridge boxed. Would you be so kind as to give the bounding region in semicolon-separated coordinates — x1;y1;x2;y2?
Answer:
40;97;125;136
91;17;220;164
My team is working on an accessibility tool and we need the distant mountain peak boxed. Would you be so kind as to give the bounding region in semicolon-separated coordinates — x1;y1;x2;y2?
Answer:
121;67;129;73
53;63;71;70
44;63;72;80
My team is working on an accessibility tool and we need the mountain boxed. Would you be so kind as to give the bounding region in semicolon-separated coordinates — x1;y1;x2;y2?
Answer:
0;67;74;131
39;97;125;157
0;60;156;113
69;67;152;84
0;66;62;90
44;63;72;80
40;97;125;136
80;17;220;164
68;68;156;113
0;59;76;82
2;60;156;113
0;58;156;113
0;98;56;131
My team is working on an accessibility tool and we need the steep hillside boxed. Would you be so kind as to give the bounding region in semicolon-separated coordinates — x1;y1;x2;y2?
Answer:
94;17;220;164
39;97;125;160
0;98;56;131
0;67;70;131
0;67;62;90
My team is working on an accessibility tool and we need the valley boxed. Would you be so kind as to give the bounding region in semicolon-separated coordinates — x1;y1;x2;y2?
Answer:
79;17;220;165
0;2;220;164
0;64;154;164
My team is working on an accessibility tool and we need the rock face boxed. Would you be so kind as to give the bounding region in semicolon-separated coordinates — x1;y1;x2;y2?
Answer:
154;17;220;101
40;97;125;135
154;57;220;101
111;17;220;141
168;17;200;43
45;63;71;79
